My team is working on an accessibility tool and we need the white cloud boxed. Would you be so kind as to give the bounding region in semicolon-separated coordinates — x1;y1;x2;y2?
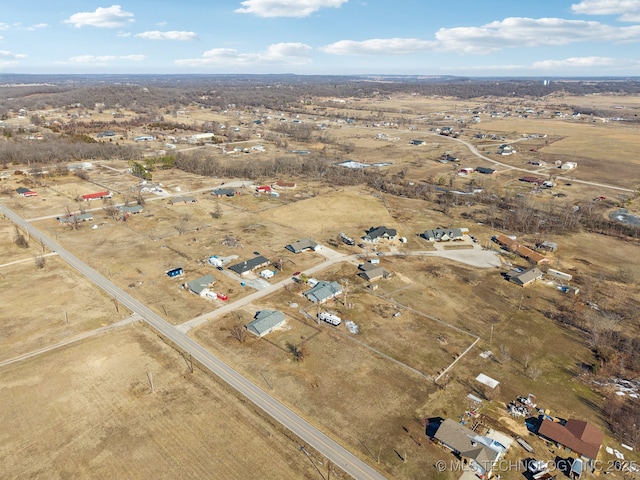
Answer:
532;56;623;68
67;54;145;65
116;31;132;37
64;5;135;28
156;21;167;27
135;31;197;41
235;0;348;18
27;23;48;30
0;23;9;30
321;38;436;55
176;42;312;67
0;50;27;59
434;17;640;53
571;0;640;14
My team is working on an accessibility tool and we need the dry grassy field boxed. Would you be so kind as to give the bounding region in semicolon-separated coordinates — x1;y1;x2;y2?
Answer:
0;325;322;480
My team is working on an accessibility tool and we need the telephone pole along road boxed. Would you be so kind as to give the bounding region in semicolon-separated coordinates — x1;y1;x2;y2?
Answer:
0;203;386;480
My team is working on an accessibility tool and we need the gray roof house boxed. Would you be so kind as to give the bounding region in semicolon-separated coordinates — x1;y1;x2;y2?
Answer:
211;188;236;197
422;228;464;242
357;263;392;282
434;419;502;479
169;196;197;205
362;226;397;243
185;274;215;296
117;204;144;215
285;238;320;253
56;212;94;224
505;267;543;287
246;310;286;337
304;281;342;304
228;255;271;275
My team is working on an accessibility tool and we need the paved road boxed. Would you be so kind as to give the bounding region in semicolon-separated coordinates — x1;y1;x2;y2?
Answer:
0;202;386;480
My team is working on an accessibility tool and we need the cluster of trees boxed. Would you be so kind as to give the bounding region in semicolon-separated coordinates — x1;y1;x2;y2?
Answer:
0;137;141;167
4;74;640;117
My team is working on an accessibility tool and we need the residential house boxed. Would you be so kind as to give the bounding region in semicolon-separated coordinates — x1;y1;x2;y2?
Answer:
246;310;286;337
505;267;543;287
285;238;320;253
117;205;143;215
497;144;515;155
422;227;466;242
409;139;426;145
537;419;603;463
56;212;94;225
362;226;397;243
357;263;392;282
81;191;112;201
169;196;197;205
256;185;272;194
433;419;503;479
304;280;342;304
475;167;496;175
228;255;271;276
134;135;155;142
211;188;237;197
185;274;215;296
439;153;459;163
493;234;551;265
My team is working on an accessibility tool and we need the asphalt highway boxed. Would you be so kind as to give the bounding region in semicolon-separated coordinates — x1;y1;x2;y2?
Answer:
0;202;386;480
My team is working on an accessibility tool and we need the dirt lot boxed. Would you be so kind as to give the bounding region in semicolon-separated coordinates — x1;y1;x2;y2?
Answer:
0;325;322;480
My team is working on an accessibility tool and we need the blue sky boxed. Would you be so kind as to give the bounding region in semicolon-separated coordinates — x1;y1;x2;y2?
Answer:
1;0;640;76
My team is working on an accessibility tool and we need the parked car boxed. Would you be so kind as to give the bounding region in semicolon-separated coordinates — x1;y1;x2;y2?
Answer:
217;266;223;271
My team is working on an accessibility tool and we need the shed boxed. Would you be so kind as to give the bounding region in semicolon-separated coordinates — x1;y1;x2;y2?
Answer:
166;267;184;278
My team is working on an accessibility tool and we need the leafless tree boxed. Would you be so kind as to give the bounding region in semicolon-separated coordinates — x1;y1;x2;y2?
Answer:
499;344;511;364
286;342;306;362
14;226;29;248
229;325;247;344
34;255;46;269
527;365;542;381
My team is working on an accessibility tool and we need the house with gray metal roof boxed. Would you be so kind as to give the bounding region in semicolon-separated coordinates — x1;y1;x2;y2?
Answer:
117;204;144;215
211;188;237;197
304;280;342;304
56;212;94;225
169;196;197;205
434;419;502;479
357;263;392;282
228;255;271;275
246;310;286;337
362;226;397;243
422;227;465;242
185;274;215;296
285;238;320;253
505;267;543;287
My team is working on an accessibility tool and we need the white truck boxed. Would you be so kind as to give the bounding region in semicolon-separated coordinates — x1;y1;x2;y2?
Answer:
318;312;341;326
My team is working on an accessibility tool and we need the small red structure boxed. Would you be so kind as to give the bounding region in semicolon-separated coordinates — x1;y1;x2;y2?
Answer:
256;185;272;193
216;292;228;301
81;191;112;201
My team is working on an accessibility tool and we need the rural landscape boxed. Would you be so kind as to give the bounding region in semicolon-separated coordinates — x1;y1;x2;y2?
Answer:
1;74;640;480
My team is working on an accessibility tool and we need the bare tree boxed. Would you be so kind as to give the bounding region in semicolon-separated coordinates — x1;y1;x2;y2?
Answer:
499;344;512;364
34;255;46;269
229;325;247;344
527;365;542;381
14;226;29;249
286;342;306;362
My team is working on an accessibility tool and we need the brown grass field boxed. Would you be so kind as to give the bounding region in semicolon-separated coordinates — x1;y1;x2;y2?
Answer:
0;325;322;480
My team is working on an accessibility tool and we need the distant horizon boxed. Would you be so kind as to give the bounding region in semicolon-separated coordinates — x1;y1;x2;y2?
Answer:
1;1;640;76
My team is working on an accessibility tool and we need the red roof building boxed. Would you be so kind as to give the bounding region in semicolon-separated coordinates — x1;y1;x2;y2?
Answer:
256;185;272;193
81;191;112;201
538;419;603;460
